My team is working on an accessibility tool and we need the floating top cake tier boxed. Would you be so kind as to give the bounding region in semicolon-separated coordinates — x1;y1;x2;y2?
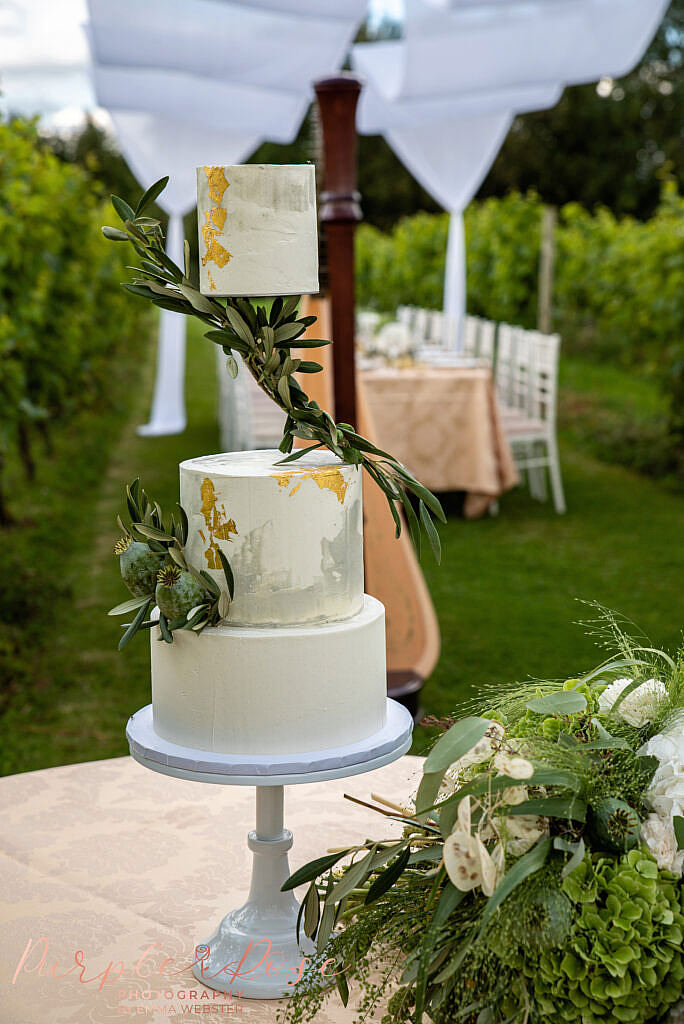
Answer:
197;164;319;297
180;449;363;627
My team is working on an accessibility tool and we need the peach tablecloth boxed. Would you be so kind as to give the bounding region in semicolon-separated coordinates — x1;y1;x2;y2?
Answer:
0;754;421;1024
361;366;518;517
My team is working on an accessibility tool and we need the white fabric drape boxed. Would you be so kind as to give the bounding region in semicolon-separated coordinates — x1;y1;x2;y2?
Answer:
139;212;187;436
108;111;260;435
387;112;513;319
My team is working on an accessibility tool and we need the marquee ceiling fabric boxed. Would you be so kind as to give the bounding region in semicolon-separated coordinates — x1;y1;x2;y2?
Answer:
92;66;309;140
358;78;562;132
355;0;670;100
88;0;364;92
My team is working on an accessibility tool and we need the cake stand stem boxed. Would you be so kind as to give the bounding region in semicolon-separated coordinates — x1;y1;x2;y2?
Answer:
192;784;314;999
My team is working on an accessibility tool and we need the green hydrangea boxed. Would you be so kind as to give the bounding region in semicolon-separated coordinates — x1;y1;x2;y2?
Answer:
523;849;684;1023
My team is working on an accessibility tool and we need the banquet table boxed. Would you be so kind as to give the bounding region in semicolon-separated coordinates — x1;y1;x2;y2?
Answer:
0;753;421;1024
361;364;518;518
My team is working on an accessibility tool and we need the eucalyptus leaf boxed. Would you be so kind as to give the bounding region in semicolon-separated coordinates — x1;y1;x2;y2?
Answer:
526;691;587;715
507;795;587;822
282;295;300;318
424;716;491;774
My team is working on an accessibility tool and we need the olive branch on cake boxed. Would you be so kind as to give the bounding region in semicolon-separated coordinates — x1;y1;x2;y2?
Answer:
104;170;444;649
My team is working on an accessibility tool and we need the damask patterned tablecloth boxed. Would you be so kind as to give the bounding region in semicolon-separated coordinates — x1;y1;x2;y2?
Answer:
0;754;422;1024
361;366;518;517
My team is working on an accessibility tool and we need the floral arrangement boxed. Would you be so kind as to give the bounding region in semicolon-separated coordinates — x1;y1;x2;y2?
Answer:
282;613;684;1024
108;478;234;648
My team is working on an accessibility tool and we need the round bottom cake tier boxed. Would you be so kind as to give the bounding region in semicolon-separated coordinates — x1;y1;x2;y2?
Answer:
151;595;387;755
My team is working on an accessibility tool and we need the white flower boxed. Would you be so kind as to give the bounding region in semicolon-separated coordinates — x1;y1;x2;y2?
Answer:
640;813;684;875
504;814;548;856
598;677;667;727
493;751;534;779
638;725;684;821
441;723;505;793
443;798;502;896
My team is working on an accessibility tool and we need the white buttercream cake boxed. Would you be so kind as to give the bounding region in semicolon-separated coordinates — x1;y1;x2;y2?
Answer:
151;449;388;755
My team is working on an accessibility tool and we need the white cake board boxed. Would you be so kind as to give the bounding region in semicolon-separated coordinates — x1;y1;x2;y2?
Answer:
126;698;413;999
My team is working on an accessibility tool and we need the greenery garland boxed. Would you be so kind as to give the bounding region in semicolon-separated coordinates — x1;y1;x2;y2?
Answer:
102;176;446;564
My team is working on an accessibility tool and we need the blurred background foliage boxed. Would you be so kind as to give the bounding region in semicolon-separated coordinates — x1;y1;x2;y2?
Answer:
0;118;148;525
356;186;684;477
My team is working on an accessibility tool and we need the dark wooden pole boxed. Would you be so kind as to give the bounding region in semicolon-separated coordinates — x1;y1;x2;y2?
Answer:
314;75;362;429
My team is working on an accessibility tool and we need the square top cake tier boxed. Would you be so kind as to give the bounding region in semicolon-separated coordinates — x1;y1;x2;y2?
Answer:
197;163;319;297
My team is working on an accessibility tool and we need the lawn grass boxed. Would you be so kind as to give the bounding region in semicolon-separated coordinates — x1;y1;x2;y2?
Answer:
1;325;682;774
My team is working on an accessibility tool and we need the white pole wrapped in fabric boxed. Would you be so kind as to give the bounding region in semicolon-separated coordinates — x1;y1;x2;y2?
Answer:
385;112;513;323
443;212;466;327
138;211;188;436
106;111;261;436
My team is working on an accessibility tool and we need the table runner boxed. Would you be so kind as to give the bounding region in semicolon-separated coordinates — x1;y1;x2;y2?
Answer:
1;754;421;1023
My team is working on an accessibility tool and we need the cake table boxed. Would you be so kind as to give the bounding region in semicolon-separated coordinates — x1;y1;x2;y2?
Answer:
126;697;413;1000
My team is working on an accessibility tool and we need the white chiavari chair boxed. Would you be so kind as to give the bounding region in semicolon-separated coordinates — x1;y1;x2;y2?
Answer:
500;329;566;513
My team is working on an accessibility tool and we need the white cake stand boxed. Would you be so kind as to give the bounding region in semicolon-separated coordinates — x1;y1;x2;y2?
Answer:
126;699;413;999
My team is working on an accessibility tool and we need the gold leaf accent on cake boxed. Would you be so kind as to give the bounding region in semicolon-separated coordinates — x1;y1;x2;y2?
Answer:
204;165;229;204
272;468;349;504
201;210;233;269
210;206;227;231
206;269;217;292
201;169;232;270
200;478;238;568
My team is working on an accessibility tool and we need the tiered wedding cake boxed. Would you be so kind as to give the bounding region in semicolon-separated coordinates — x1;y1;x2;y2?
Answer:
151;448;387;756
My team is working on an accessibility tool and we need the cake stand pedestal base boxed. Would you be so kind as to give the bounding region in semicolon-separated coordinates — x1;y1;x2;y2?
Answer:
126;698;413;1000
193;787;314;998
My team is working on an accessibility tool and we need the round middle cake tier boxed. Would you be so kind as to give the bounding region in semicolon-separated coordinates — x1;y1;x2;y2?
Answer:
180;449;363;626
151;595;387;755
